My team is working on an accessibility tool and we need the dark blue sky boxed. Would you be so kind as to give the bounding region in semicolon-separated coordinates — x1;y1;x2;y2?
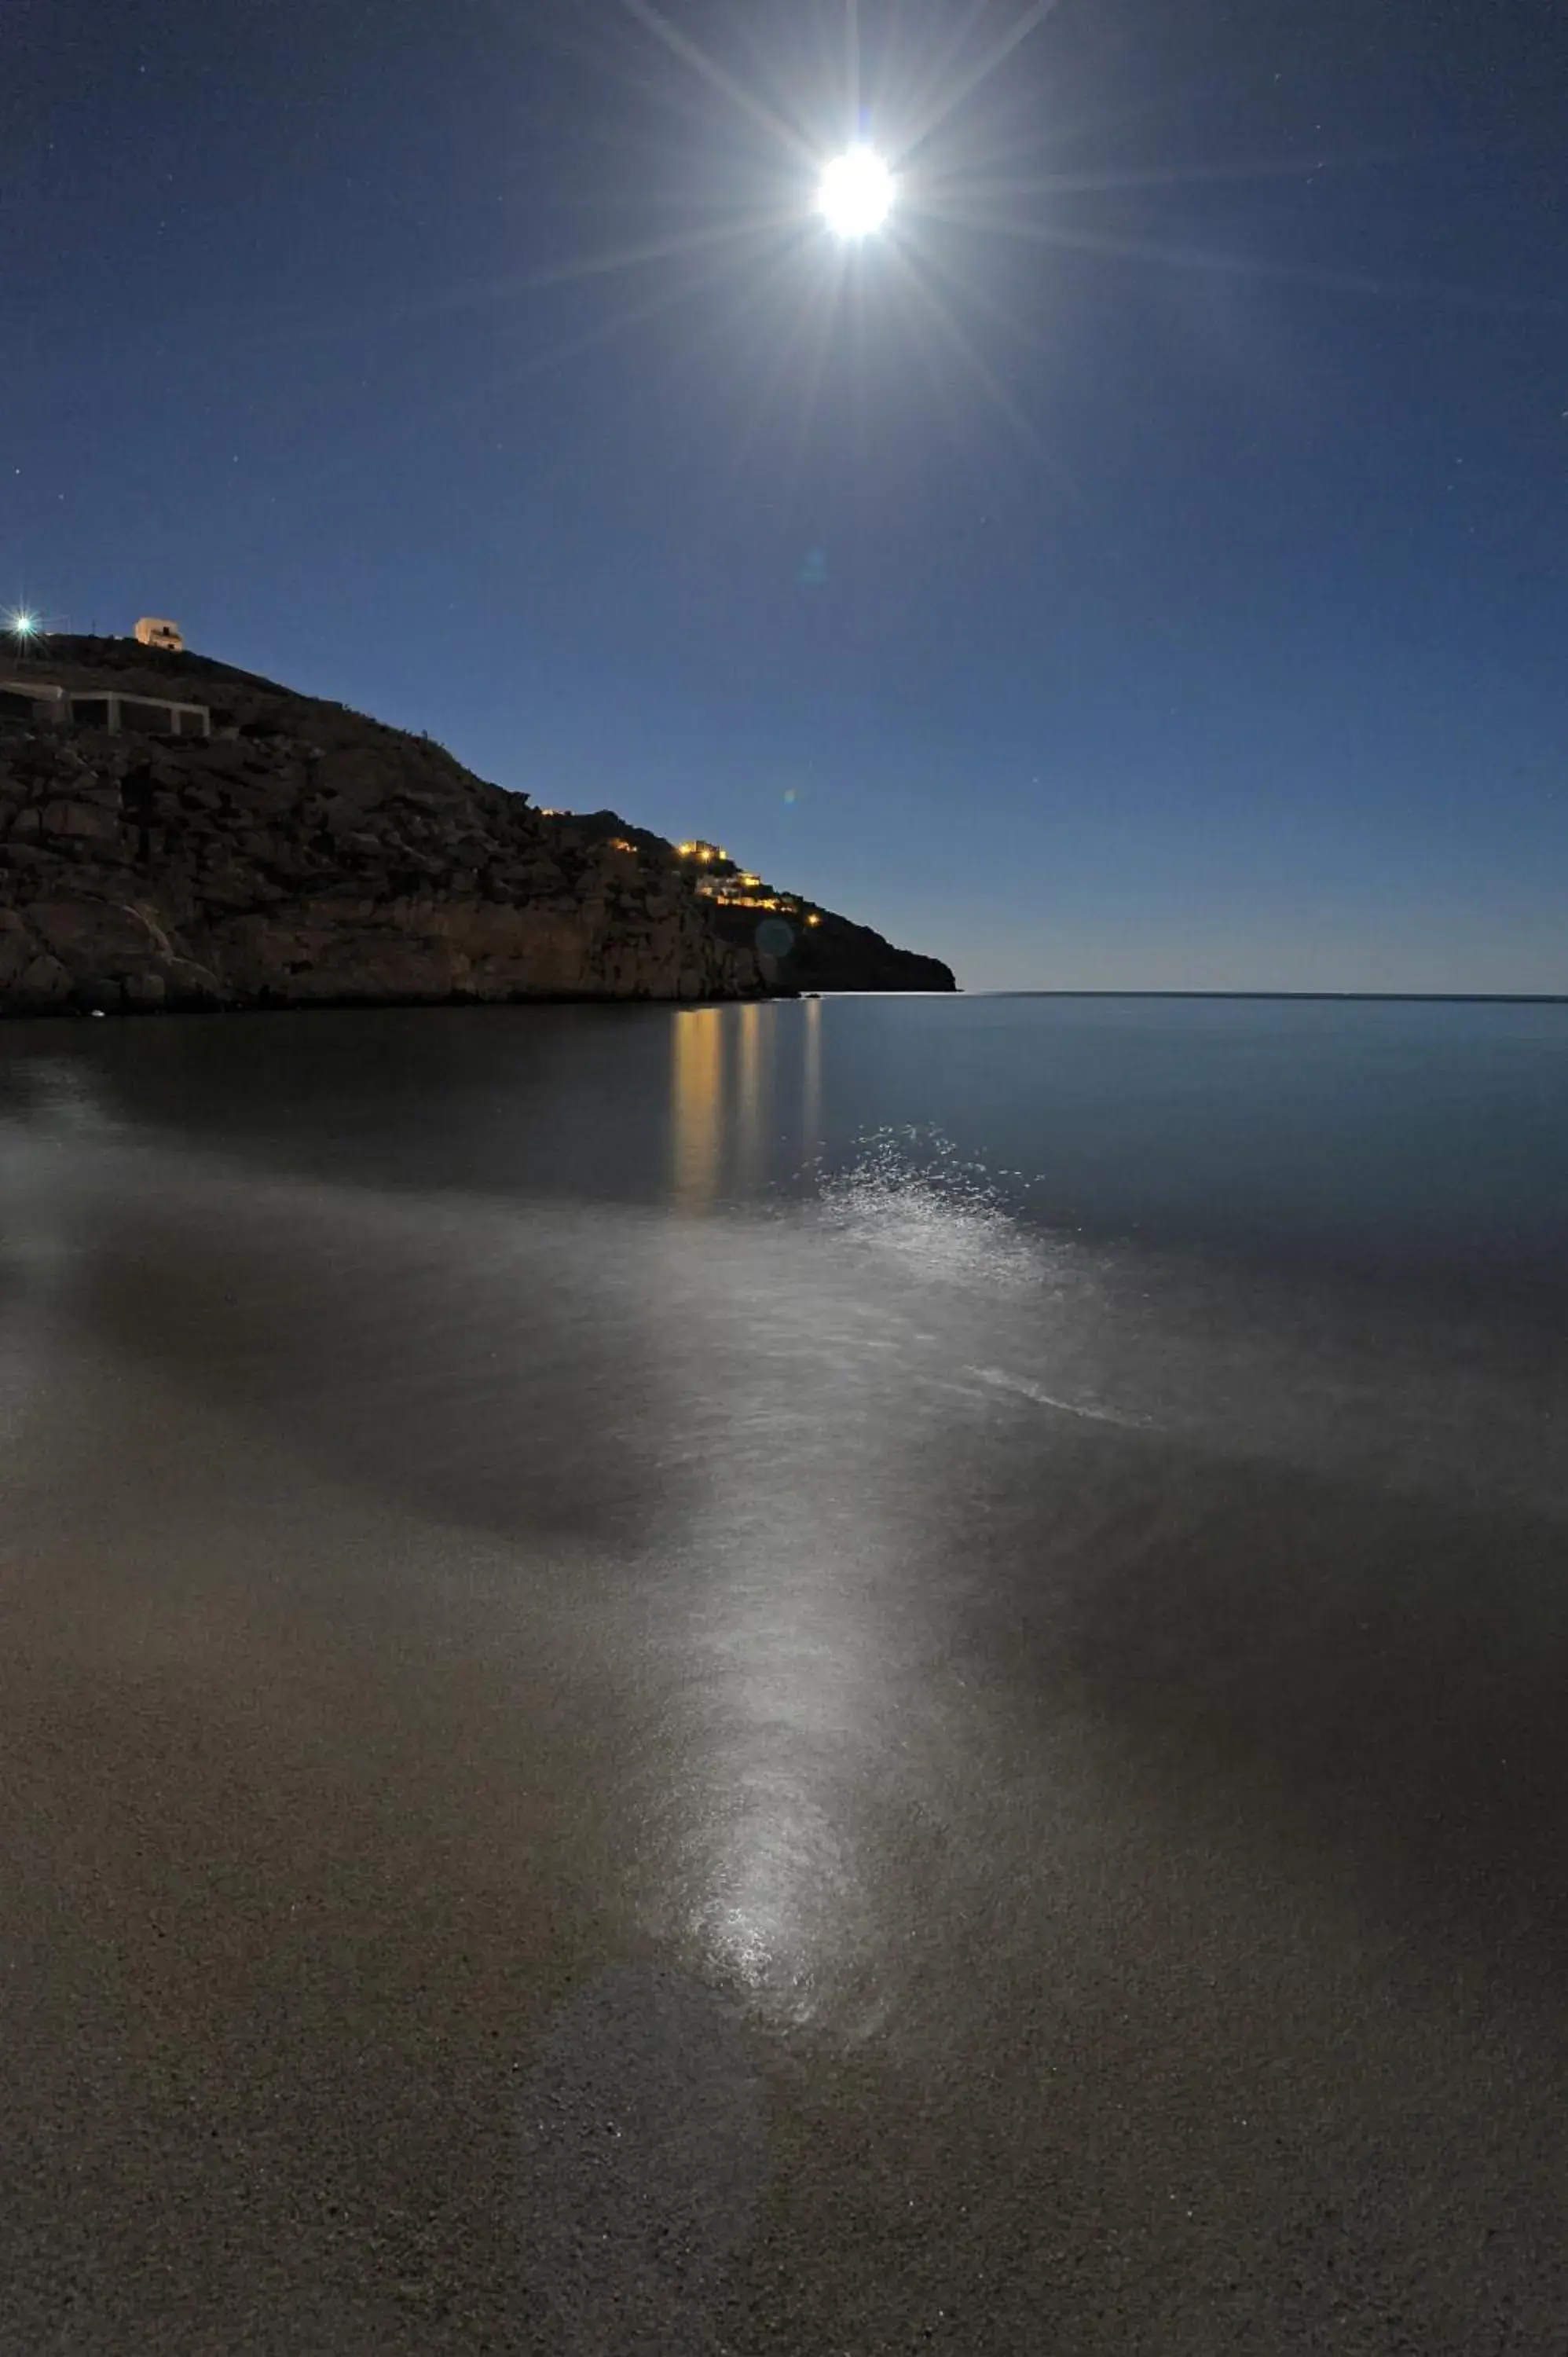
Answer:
5;0;1566;988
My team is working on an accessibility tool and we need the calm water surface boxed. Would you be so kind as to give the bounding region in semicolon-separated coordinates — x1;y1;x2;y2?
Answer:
2;995;1566;2352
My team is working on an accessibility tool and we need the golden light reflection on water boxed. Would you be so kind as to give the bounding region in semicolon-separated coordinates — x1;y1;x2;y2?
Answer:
802;995;822;1175
672;999;822;1211
671;1009;725;1208
672;1002;791;1208
735;1003;765;1195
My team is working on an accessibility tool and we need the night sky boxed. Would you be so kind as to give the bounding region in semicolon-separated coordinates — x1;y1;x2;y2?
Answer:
5;0;1566;990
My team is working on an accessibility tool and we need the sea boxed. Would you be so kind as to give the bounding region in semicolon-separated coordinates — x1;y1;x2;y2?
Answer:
2;992;1567;2352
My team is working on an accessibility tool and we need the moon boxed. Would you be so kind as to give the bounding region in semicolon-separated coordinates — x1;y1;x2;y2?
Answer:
818;146;895;240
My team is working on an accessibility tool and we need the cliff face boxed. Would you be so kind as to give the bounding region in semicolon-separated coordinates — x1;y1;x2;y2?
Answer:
0;640;958;1013
708;902;957;994
558;808;959;995
0;642;760;1014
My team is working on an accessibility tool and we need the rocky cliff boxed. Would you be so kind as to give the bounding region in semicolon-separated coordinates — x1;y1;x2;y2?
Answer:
0;640;755;1014
0;640;954;1014
709;900;957;995
540;808;958;995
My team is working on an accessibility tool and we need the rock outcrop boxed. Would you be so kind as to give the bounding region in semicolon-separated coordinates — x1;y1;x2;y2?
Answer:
0;641;758;1014
0;639;956;1014
709;901;957;995
550;808;958;995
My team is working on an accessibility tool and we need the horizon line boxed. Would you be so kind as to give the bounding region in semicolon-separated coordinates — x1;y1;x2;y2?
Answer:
961;990;1568;1004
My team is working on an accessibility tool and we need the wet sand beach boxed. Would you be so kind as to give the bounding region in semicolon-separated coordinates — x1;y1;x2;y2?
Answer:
3;1000;1567;2352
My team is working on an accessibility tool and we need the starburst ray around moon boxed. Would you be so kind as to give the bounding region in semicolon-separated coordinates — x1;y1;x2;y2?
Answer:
252;0;1535;520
